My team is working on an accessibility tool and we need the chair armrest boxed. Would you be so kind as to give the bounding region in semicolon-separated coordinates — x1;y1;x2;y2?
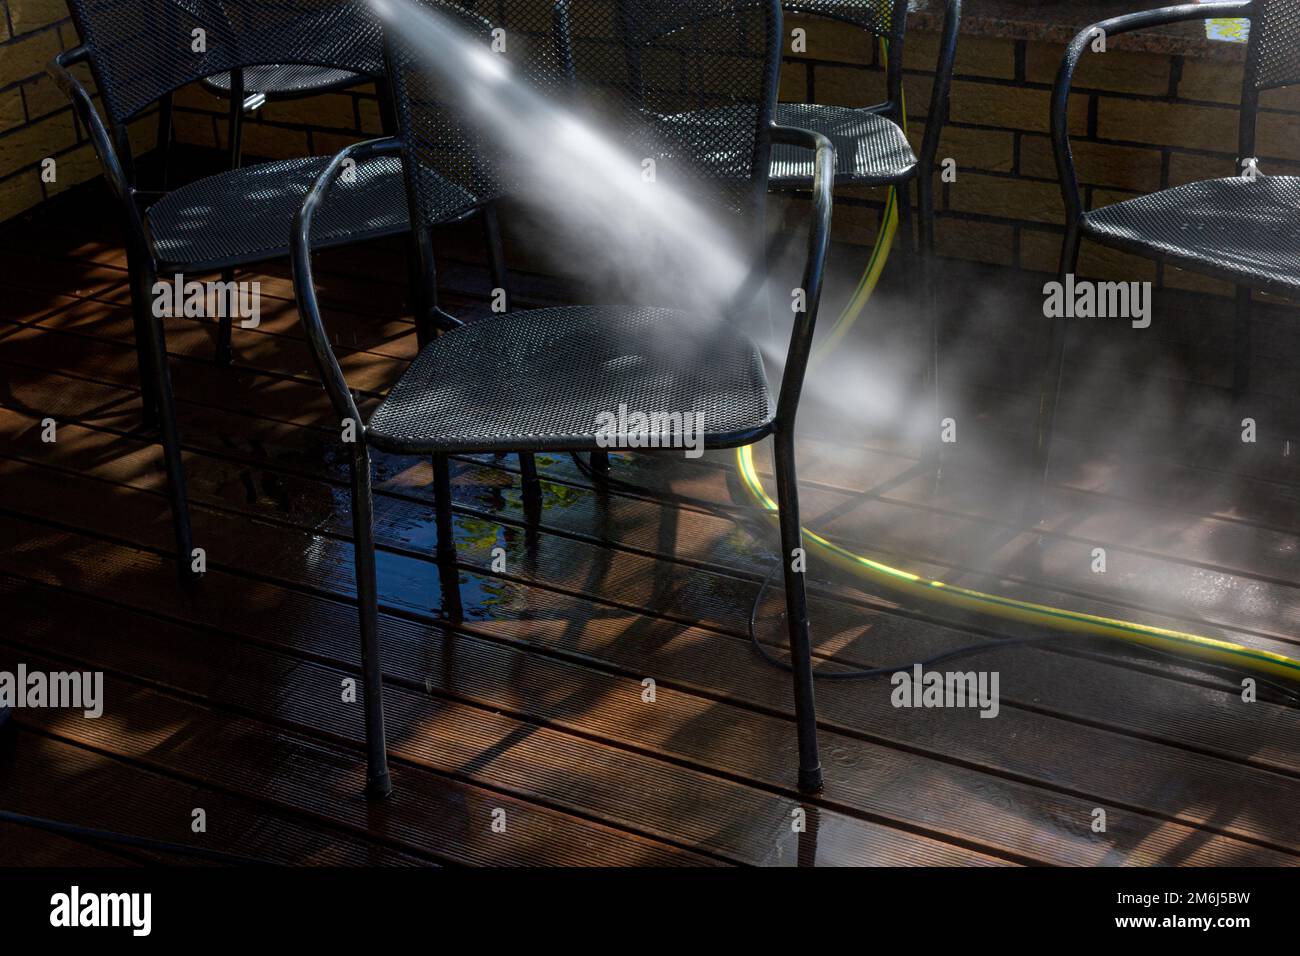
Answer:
1052;1;1253;224
918;0;960;180
769;123;834;424
47;47;147;250
291;136;404;427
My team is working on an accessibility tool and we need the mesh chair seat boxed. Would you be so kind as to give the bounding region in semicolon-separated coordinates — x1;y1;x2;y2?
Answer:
770;102;916;186
201;64;363;97
146;154;440;271
366;306;775;455
1081;175;1300;298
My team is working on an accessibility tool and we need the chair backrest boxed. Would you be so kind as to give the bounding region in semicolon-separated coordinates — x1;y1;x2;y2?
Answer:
66;0;385;124
1245;0;1300;92
383;0;782;231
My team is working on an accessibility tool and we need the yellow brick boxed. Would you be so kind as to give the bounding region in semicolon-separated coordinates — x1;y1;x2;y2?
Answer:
950;79;1087;135
1178;59;1242;104
905;34;1015;80
1166;150;1237;186
313;131;366;157
173;110;216;148
1076;239;1157;283
21;72;72;120
172;83;228;112
0;110;76;177
0;88;25;133
1097;97;1237;151
1090;187;1142;209
1;26;64;82
828;200;882;247
779;62;808;102
261;93;357;129
1025;41;1171;96
1020;227;1067;274
784;14;874;66
1259;86;1300;113
902;73;933;116
1163;264;1234;297
358;97;384;135
226;120;309;160
0;168;43;219
45;140;102;195
126;111;157;153
1256;110;1300;161
947;171;1064;224
812;64;886;108
1020;134;1163;192
911;122;1014;172
8;0;69;37
934;217;1014;265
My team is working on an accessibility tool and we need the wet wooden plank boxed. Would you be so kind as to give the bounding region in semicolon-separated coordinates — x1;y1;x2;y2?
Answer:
2;447;1298;859
0;724;428;866
1;640;717;868
6;550;1286;866
5;400;1299;788
1;592;993;867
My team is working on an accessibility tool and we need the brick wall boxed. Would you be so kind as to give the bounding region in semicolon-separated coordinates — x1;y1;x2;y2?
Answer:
0;0;156;220
4;10;1299;297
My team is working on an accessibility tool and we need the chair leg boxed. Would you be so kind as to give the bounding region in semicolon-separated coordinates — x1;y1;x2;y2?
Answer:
1233;285;1251;398
916;170;940;447
349;443;393;798
215;268;235;365
771;431;823;795
227;68;245;170
432;453;457;562
519;452;541;515
478;206;539;505
136;262;198;578
1027;222;1081;523
482;202;508;297
155;91;173;190
408;225;440;347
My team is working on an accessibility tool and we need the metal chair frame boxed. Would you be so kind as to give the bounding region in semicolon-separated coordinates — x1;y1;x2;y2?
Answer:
1035;0;1299;492
51;1;521;582
292;0;836;797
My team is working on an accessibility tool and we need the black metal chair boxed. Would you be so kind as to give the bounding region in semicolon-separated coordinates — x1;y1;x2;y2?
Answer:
293;0;836;797
51;0;524;579
1035;0;1300;492
775;0;959;463
772;2;959;249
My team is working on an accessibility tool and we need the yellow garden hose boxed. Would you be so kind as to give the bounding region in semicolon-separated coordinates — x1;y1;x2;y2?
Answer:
737;42;1300;685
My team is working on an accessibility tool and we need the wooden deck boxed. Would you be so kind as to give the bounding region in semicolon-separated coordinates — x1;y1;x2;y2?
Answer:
3;172;1300;867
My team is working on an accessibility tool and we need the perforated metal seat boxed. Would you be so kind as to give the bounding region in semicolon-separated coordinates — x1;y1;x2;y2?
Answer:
366;306;775;455
145;154;432;271
770;102;916;186
201;64;362;98
1081;175;1300;298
